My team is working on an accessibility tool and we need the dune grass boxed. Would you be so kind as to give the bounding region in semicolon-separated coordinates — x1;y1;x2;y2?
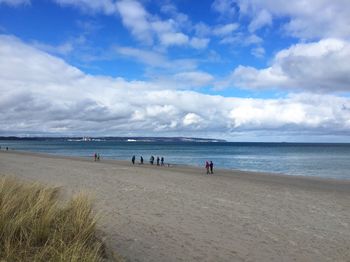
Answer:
0;175;113;261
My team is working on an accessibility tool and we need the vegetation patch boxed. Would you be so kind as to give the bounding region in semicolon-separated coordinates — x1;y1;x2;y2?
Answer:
0;176;117;261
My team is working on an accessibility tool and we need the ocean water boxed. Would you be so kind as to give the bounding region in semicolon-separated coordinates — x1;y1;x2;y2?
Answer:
1;139;350;180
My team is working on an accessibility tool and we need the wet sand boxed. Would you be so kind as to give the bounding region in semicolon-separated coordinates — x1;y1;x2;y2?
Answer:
0;150;349;261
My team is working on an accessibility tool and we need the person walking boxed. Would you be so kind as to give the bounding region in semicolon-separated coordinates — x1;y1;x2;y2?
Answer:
210;161;214;174
132;155;136;165
205;161;210;174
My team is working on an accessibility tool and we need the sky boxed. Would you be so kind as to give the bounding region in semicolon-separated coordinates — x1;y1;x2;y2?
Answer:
0;0;350;142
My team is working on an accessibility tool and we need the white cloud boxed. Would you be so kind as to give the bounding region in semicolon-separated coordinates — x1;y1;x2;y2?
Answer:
114;46;197;71
212;0;236;19
189;37;210;49
115;0;153;44
251;46;265;58
1;34;350;140
0;0;29;6
54;0;117;15
51;0;198;49
213;23;239;36
173;71;214;88
115;0;195;48
159;32;189;46
183;113;204;127
248;9;272;32
227;39;350;92
219;33;262;46
233;0;350;39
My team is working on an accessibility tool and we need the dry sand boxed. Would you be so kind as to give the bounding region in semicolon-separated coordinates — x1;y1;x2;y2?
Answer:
1;150;349;262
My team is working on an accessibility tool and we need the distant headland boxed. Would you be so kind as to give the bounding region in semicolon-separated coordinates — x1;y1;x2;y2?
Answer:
0;136;226;143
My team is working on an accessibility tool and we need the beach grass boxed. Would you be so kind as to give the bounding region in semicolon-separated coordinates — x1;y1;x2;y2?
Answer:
0;175;114;262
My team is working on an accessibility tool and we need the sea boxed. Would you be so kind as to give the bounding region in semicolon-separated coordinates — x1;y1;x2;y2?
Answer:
1;138;350;180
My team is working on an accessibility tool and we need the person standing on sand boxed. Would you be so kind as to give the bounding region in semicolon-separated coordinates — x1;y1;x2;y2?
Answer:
132;155;135;165
205;161;210;174
140;156;144;164
94;153;97;161
210;161;214;174
161;157;164;166
97;153;100;161
157;157;160;166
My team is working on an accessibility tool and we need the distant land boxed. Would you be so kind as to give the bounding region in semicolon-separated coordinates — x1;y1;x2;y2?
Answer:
0;136;226;143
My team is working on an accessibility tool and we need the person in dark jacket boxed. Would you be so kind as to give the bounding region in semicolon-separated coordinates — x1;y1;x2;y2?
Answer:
210;161;214;174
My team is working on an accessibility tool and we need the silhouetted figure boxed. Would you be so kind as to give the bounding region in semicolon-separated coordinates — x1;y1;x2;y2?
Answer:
97;153;100;161
205;161;210;174
161;157;164;166
94;153;97;161
150;156;154;165
132;155;136;165
157;157;160;166
210;161;214;174
140;156;144;164
6;147;8;151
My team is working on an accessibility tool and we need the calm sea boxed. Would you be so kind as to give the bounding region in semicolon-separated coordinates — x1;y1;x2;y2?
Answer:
1;139;350;180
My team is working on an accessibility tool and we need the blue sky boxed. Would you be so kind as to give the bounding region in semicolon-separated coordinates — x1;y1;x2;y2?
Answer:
1;0;350;141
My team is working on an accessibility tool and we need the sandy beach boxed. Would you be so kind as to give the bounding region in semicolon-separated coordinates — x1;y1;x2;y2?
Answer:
0;150;349;262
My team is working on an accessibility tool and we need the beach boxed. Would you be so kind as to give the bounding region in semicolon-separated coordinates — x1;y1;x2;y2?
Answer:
0;151;349;262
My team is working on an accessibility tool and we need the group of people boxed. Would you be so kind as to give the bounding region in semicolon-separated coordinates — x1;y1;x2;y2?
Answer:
93;153;101;161
131;155;165;166
205;161;214;174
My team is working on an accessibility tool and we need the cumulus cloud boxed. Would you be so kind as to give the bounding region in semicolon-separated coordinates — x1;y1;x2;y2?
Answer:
227;39;350;92
233;0;350;39
1;34;350;139
115;0;195;48
51;0;201;49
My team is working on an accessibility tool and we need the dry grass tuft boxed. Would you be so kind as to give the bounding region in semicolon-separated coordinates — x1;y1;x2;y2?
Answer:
0;176;116;261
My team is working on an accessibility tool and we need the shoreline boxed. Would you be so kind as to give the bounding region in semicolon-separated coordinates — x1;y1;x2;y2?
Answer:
1;150;349;261
2;149;350;189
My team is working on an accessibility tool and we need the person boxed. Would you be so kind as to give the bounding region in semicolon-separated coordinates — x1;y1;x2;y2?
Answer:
6;147;8;151
210;161;214;174
150;156;154;165
94;153;97;161
205;161;210;174
132;155;136;165
140;156;144;164
97;153;100;161
156;157;160;166
161;157;164;166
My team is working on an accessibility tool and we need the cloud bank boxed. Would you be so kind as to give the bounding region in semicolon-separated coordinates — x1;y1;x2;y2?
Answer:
227;39;350;93
1;35;350;140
